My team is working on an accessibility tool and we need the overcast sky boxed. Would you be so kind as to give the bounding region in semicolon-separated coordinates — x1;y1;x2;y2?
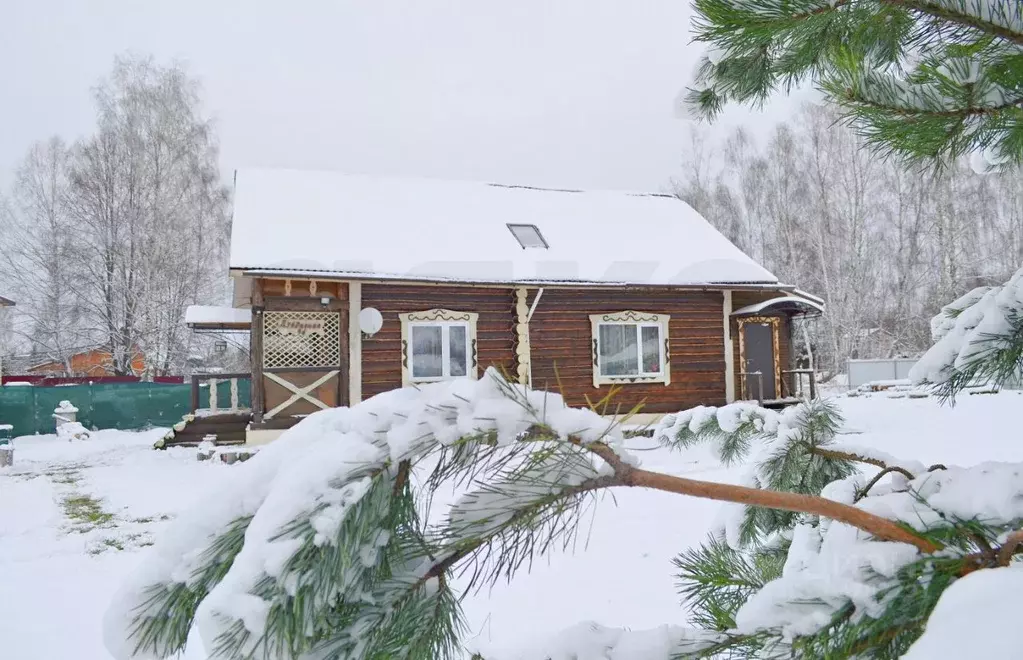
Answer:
1;0;809;193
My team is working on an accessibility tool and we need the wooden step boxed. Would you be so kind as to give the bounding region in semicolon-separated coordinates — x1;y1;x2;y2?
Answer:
157;411;253;450
185;412;251;425
249;416;303;431
176;421;250;437
170;430;248;444
166;437;247;448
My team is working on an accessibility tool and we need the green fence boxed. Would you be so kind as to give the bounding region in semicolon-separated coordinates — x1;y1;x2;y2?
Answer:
0;380;251;436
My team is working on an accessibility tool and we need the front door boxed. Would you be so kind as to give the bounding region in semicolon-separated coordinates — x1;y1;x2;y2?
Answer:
741;319;778;401
261;309;345;419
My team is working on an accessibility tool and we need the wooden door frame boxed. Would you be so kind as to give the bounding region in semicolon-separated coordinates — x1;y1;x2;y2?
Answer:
737;315;781;401
254;304;349;421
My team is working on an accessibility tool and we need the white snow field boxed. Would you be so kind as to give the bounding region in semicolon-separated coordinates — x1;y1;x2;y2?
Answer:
1;390;1021;659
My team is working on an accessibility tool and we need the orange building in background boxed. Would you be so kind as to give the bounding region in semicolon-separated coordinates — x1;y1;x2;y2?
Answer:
27;347;146;377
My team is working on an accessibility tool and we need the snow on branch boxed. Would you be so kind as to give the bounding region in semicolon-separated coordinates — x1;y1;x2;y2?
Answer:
921;0;1023;43
655;400;861;547
729;461;1023;647
468;621;726;660
106;370;634;660
104;369;1023;659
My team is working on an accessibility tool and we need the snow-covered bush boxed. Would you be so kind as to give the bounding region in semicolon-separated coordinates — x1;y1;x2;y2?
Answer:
910;266;1023;398
104;370;1023;659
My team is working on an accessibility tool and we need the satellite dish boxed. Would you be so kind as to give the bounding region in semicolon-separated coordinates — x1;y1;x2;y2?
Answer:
359;307;384;335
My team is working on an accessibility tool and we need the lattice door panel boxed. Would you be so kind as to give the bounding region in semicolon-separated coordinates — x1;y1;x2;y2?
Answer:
263;311;341;370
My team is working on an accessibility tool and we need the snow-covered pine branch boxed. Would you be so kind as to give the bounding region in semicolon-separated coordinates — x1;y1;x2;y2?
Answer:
107;370;950;660
105;370;635;660
658;401;1023;659
655;400;857;547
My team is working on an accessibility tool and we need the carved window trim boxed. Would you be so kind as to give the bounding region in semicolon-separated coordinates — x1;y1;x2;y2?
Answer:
588;310;671;387
400;309;479;385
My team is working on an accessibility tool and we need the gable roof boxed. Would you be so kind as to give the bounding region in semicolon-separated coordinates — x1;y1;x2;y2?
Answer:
229;169;778;287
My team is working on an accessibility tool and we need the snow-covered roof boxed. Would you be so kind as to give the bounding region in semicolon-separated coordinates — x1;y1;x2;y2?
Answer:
0;296;14;307
185;305;252;328
792;288;825;305
229;169;779;286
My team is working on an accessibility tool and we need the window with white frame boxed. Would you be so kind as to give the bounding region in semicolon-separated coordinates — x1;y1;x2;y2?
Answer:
588;311;670;386
399;309;479;384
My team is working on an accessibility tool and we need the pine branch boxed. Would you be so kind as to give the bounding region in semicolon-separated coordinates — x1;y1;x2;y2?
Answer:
838;85;1023;119
648;402;936;549
116;370;983;659
127;515;252;658
413;470;618;590
621;461;938;552
810;445;899;470
674;535;784;632
418;432;938;600
689;0;1023;164
996;529;1023;565
855;465;917;500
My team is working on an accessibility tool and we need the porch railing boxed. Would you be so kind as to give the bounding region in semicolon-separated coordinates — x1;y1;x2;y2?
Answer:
190;372;251;414
781;368;817;400
740;369;818;404
740;370;766;403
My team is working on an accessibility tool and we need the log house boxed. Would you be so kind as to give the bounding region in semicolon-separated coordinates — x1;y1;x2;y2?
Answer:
189;170;823;444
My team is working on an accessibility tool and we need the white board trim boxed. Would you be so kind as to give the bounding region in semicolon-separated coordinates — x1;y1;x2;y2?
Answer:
348;281;362;405
723;290;735;403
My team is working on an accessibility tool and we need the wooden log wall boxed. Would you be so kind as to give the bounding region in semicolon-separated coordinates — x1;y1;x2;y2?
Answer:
731;290;792;400
530;288;728;413
247;278;800;415
360;284;517;400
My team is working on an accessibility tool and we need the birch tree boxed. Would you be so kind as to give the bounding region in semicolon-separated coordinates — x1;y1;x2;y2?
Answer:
675;104;1023;373
67;55;230;376
0;137;86;370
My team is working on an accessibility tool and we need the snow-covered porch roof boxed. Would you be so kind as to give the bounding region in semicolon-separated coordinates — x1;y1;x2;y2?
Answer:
732;295;825;317
185;305;252;331
228;169;781;287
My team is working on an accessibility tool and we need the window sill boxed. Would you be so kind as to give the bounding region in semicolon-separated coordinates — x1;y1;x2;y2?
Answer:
594;374;669;386
408;375;475;384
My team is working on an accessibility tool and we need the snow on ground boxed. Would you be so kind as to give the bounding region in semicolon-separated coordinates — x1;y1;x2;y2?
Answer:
0;430;217;660
2;390;1021;659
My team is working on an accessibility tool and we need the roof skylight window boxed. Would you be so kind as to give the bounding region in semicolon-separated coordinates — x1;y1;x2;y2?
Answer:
507;223;549;249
